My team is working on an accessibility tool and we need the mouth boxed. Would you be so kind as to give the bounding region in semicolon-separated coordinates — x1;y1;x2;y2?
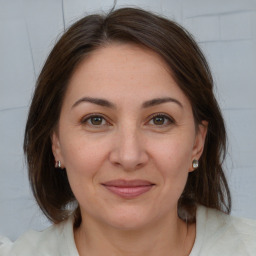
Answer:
101;179;155;199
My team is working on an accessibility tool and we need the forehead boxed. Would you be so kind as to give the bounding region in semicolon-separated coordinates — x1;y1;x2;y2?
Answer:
63;43;190;109
73;43;172;82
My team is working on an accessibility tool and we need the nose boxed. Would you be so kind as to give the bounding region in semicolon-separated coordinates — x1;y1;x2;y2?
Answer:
109;126;149;171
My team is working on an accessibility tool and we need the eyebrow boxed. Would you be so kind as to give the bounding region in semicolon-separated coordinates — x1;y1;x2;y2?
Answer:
72;97;115;109
142;97;183;108
72;96;183;109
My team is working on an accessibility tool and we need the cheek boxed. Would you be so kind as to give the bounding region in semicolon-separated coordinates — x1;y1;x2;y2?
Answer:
152;137;193;172
150;137;193;191
60;137;109;208
60;136;108;181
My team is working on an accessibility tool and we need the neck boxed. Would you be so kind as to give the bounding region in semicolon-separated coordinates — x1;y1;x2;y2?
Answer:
74;211;193;256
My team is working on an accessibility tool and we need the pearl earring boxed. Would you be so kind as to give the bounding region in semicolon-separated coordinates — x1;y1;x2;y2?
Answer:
55;160;61;168
192;159;199;169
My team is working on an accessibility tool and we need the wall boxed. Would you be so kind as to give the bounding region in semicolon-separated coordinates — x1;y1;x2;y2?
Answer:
0;0;256;240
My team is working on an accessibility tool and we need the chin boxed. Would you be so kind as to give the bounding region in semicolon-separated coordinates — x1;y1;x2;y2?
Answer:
108;218;149;231
101;207;156;231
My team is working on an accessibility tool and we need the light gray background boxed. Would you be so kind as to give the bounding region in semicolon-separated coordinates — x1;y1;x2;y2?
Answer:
0;0;256;241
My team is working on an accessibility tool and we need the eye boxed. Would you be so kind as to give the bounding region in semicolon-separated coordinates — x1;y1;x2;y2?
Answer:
81;114;108;127
148;113;174;126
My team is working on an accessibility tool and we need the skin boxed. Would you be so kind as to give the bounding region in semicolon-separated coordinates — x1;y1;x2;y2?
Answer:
52;43;208;256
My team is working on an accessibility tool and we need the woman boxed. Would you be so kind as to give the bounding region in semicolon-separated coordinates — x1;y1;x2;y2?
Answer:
1;7;255;256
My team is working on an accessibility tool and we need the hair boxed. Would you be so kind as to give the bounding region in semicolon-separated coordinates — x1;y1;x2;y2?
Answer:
24;7;231;226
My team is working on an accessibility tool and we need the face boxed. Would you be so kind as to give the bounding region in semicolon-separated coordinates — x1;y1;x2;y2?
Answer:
52;43;207;230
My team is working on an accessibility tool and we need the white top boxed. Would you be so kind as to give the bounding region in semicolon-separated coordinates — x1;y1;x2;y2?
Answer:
1;205;256;255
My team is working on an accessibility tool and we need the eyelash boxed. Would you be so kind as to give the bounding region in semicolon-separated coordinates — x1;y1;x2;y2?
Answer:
147;113;175;126
80;113;175;128
80;113;110;127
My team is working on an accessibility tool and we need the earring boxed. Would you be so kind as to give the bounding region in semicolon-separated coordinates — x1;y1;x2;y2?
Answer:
192;159;199;169
55;160;61;168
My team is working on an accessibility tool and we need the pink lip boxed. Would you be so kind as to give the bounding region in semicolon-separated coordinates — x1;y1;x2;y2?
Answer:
102;179;155;199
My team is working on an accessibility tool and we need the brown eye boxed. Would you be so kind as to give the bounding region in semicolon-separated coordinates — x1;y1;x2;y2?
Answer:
153;116;165;125
148;114;174;126
82;115;108;126
90;116;103;125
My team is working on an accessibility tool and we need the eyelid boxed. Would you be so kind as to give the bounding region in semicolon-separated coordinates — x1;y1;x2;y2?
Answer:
80;112;175;127
146;112;175;126
80;113;111;126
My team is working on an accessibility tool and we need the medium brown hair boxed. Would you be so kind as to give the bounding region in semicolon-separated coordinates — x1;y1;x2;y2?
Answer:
24;7;231;225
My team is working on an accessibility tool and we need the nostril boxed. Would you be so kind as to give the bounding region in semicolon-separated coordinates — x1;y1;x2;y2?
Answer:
108;135;149;170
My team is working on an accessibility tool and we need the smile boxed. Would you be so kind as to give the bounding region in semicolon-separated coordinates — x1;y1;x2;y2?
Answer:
102;179;155;199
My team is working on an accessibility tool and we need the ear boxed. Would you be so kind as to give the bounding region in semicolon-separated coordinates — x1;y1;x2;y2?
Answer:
51;131;64;168
189;121;208;172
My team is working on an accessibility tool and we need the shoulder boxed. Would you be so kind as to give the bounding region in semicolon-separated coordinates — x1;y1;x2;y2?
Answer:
0;216;79;256
191;205;256;256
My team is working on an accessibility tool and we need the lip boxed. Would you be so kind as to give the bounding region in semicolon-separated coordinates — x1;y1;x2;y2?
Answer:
102;179;155;199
